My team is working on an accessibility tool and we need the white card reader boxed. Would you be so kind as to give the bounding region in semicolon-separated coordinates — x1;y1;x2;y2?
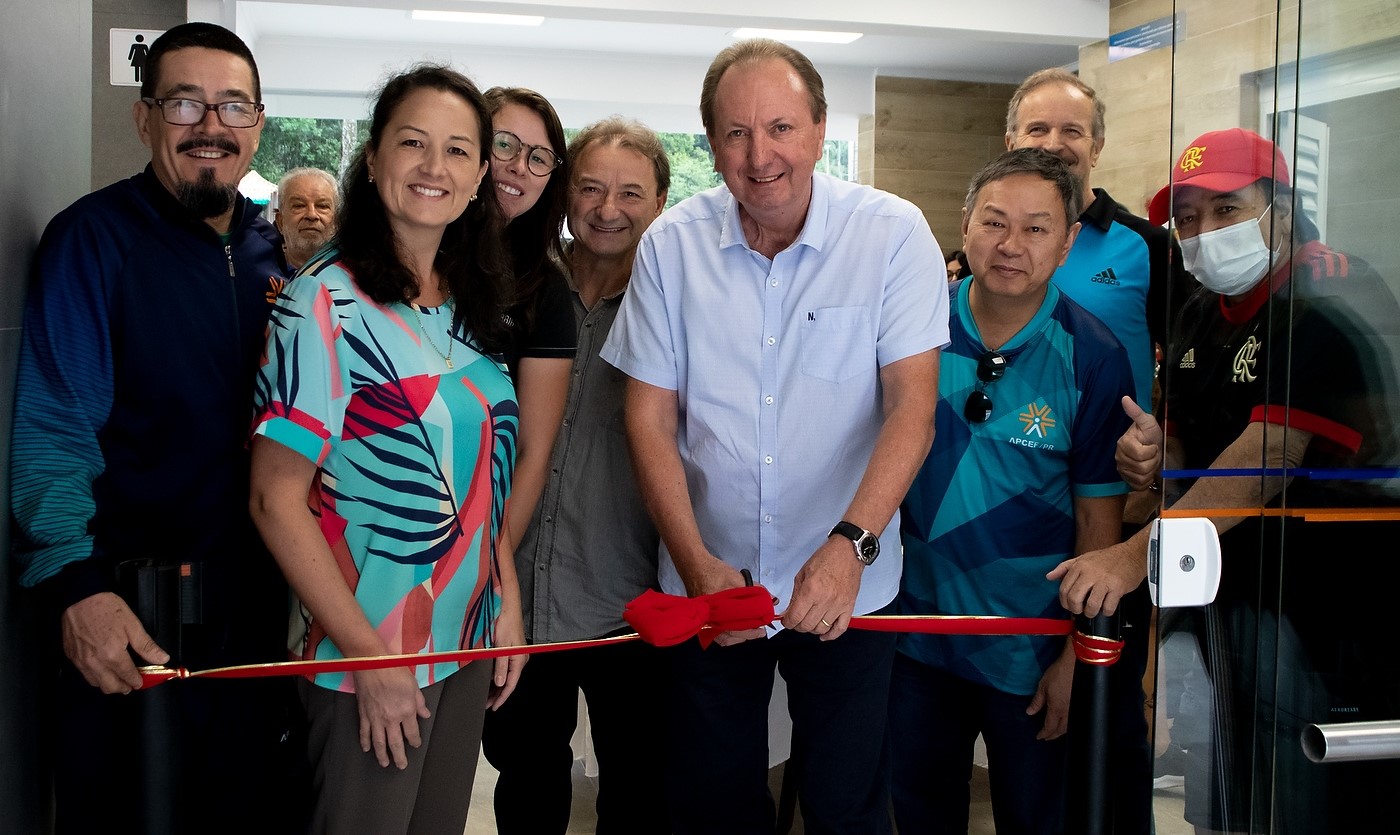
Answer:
1148;517;1222;608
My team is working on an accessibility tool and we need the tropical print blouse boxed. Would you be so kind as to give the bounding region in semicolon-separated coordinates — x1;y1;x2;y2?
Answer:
254;252;518;691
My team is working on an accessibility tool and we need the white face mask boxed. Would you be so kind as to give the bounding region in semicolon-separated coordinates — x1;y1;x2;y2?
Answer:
1180;207;1281;297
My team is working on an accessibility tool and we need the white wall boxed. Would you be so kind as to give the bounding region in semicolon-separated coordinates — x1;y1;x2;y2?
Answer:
193;0;1109;141
254;37;867;140
2;0;94;829
243;0;1108;42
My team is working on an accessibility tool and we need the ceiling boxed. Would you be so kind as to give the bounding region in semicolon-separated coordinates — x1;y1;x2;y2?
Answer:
222;0;1109;135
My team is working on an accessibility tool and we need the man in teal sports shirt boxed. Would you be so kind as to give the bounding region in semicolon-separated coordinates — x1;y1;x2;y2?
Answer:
890;148;1134;835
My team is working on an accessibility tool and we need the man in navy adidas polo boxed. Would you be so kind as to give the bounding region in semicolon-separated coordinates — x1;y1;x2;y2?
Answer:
1005;68;1184;833
1006;68;1182;412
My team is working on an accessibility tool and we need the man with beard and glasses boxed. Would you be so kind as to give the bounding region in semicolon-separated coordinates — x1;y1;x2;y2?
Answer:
9;21;305;835
274;166;337;271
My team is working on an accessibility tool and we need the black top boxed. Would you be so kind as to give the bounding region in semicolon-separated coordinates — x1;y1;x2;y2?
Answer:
505;262;578;378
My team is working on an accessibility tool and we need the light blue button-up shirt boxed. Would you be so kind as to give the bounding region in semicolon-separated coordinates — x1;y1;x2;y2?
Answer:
601;173;949;618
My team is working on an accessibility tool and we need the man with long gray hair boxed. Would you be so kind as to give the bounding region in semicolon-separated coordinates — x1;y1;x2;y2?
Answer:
483;115;672;834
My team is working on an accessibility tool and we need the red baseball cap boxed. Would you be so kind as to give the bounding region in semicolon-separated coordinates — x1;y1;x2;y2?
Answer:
1147;128;1291;226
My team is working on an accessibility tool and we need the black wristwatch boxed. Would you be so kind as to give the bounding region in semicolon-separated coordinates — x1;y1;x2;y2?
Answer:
830;521;880;566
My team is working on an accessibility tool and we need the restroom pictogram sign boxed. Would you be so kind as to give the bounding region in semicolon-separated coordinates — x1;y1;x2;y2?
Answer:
109;28;165;87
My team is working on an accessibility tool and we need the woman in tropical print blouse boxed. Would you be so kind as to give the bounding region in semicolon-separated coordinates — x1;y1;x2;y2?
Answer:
250;63;526;835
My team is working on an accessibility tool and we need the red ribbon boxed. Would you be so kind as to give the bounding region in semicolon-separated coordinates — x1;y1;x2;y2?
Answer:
850;614;1073;636
138;586;1106;689
619;586;1075;643
138;635;640;689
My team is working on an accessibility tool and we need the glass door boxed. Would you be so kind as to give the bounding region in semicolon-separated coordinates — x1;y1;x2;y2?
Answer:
1151;2;1400;832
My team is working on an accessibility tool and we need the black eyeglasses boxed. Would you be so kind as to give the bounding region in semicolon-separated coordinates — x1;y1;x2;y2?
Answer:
963;350;1007;423
490;130;562;177
142;97;265;128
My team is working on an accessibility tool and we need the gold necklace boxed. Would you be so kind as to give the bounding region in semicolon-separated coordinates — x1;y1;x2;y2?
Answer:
411;298;456;369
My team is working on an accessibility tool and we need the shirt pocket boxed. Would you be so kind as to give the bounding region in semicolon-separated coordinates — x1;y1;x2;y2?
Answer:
799;305;874;383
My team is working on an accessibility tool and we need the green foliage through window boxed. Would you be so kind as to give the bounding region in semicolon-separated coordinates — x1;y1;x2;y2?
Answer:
251;117;369;188
255;117;849;208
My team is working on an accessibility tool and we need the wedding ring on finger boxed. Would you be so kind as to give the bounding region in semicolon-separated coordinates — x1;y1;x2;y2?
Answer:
820;618;832;628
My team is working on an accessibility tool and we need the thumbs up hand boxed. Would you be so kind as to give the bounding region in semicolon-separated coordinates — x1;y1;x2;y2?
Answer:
1116;396;1163;492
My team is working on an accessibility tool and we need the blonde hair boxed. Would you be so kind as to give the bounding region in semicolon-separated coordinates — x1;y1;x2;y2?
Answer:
1006;68;1105;140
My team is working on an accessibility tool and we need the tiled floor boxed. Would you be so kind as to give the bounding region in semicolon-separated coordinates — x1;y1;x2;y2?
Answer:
462;747;1192;834
464;749;598;834
464;751;832;834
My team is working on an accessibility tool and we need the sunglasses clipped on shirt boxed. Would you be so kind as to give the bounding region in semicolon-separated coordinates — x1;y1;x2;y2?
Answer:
963;350;1008;424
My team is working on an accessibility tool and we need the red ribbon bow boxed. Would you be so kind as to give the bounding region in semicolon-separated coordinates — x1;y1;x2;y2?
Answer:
623;587;777;648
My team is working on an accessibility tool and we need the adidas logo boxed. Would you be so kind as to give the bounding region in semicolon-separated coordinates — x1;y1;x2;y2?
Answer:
1179;348;1196;369
1090;267;1120;286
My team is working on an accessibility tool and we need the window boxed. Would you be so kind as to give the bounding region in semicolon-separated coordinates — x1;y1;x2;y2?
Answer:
253;117;853;210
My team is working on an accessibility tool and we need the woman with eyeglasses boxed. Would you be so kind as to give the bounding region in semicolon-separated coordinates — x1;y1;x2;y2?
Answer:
483;87;578;555
248;64;526;834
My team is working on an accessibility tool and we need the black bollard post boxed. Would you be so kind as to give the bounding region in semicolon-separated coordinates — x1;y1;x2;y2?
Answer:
126;560;181;835
139;676;179;835
1077;610;1121;835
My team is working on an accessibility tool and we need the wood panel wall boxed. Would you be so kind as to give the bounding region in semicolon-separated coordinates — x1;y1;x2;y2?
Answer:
1078;0;1400;218
861;0;1399;250
862;77;1017;256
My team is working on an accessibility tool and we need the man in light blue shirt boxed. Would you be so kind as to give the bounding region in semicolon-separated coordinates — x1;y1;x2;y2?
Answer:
601;38;947;834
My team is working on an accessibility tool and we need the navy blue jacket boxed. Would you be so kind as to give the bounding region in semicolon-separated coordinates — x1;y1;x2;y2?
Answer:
10;166;290;657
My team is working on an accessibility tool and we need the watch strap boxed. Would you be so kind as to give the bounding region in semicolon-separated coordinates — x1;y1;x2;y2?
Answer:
829;521;866;543
829;521;879;565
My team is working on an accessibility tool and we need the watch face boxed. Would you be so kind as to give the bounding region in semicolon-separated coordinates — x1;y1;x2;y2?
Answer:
833;522;879;564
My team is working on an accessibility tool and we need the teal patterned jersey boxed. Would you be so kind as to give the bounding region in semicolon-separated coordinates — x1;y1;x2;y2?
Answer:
254;252;518;691
898;278;1132;695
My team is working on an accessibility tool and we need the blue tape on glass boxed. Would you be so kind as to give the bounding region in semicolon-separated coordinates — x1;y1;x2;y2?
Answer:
1162;468;1400;480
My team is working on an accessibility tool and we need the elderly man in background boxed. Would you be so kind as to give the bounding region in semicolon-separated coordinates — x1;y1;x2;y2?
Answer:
274;165;336;270
602;38;946;834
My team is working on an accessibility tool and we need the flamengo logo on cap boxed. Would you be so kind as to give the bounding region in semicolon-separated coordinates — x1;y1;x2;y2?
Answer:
1181;145;1206;172
1179;348;1196;369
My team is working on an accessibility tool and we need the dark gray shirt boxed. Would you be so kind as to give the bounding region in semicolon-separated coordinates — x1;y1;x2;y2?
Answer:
516;269;660;642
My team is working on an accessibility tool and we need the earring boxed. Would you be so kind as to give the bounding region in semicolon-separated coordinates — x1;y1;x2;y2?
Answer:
470;193;478;201
368;174;375;183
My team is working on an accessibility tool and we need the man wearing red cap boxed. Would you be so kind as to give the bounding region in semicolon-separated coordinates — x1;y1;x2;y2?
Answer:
1054;127;1400;833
